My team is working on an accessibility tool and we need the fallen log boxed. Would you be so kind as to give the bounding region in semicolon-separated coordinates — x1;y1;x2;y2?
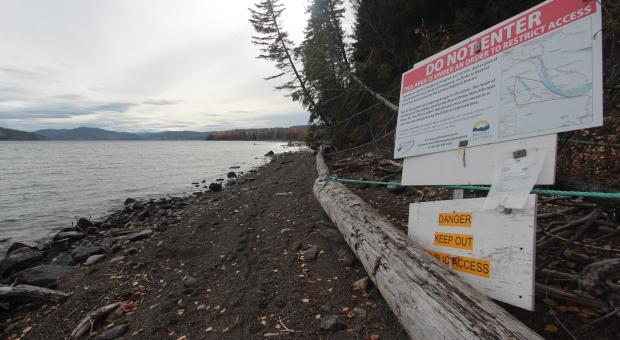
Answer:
0;284;71;304
313;150;542;340
70;302;121;339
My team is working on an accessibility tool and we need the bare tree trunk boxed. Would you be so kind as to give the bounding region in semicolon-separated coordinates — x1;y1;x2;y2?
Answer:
312;150;542;340
349;73;399;112
267;1;318;112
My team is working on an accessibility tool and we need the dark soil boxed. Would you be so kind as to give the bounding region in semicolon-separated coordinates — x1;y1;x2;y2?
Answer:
3;152;407;339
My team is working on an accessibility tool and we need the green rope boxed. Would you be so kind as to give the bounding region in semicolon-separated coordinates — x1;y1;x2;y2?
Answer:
326;175;620;199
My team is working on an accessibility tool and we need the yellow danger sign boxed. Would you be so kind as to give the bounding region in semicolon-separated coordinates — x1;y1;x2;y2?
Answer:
426;249;452;266
434;232;474;250
438;211;472;227
426;249;491;278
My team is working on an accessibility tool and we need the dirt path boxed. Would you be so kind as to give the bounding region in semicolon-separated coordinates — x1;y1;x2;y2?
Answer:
21;151;406;339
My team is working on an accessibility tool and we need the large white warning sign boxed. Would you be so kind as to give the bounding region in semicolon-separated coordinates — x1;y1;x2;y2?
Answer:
409;196;537;310
394;0;603;158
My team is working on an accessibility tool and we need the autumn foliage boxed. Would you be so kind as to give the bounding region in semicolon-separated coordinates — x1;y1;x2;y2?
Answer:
205;126;308;141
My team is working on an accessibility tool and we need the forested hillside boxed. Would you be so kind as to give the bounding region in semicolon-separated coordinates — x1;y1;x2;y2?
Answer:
0;127;45;140
205;126;308;141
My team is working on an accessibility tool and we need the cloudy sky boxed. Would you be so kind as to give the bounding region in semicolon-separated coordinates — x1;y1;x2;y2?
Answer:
0;0;320;132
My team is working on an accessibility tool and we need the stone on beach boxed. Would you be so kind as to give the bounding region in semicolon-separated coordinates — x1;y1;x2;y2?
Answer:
53;231;84;241
76;217;95;232
10;264;72;288
318;226;344;243
352;277;370;291
71;246;106;262
303;246;319;261
127;229;152;242
182;275;198;287
52;253;75;266
209;182;222;191
0;247;44;278
320;315;346;331
84;254;106;265
343;253;356;266
109;255;125;263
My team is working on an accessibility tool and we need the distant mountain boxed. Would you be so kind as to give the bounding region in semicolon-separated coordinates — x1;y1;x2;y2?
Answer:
0;127;46;141
27;126;308;141
138;131;207;140
34;127;142;140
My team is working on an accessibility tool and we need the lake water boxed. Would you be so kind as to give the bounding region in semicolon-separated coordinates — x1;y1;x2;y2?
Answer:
0;141;294;253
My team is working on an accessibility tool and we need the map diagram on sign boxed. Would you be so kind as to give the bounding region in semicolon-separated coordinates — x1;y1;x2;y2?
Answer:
499;18;594;138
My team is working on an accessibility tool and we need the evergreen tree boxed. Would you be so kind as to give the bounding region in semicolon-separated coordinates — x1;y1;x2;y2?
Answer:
249;0;317;111
302;0;349;122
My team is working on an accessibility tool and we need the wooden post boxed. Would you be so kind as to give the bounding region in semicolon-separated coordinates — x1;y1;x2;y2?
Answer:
313;150;542;340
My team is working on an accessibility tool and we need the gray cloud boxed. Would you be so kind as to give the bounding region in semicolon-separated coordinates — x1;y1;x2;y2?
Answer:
142;99;182;106
0;67;43;80
91;102;137;113
227;110;254;114
0;101;137;119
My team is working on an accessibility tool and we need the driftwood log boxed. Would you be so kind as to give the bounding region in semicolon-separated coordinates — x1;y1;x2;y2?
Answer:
313;150;542;340
70;302;121;339
0;284;70;304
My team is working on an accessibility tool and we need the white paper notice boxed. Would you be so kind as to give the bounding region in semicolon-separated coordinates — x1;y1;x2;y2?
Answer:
483;147;547;210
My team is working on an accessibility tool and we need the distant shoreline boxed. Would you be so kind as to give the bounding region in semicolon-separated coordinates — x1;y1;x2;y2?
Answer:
1;126;309;141
0;139;305;142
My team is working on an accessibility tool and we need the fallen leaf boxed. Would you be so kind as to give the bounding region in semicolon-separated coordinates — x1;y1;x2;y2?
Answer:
223;327;230;333
370;335;380;340
206;327;213;332
301;298;310;303
177;309;184;316
219;308;227;315
544;324;559;333
315;314;321;320
21;326;32;334
275;324;281;330
177;336;187;340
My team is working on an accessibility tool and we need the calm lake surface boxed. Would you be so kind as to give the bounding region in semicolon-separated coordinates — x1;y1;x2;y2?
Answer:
0;141;295;253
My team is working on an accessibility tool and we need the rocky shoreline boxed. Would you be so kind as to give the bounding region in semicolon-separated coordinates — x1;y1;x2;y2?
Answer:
1;151;405;339
0;155;265;289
